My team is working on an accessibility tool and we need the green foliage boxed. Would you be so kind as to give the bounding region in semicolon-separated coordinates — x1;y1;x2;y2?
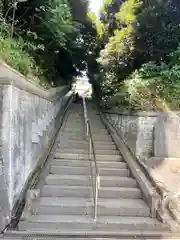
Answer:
0;18;11;36
104;0;112;6
100;47;180;111
99;71;129;108
88;11;106;39
115;0;141;25
87;0;180;111
98;24;136;70
136;0;180;63
92;0;140;74
0;36;36;75
0;0;91;86
0;20;44;83
44;0;79;48
122;46;180;111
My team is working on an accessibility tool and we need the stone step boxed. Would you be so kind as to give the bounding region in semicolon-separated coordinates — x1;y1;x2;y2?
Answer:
45;175;137;188
63;129;108;134
58;143;117;150
19;215;167;232
61;132;85;137
41;185;141;199
62;132;110;138
62;136;112;141
4;230;173;239
92;140;115;144
56;147;119;155
57;148;88;154
49;166;89;175
0;237;132;240
57;148;119;155
54;153;122;161
57;143;88;148
63;127;84;130
88;125;107;129
63;132;110;136
65;122;83;125
94;144;117;150
37;197;150;217
62;137;85;141
49;166;129;177
58;141;87;146
41;185;91;198
63;126;84;129
62;131;85;135
45;174;89;186
51;159;127;169
59;140;115;146
6;236;165;240
58;140;87;145
94;149;119;155
65;119;83;122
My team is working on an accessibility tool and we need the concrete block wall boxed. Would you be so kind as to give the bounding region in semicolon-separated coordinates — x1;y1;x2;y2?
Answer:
105;111;180;163
104;111;158;163
0;61;72;230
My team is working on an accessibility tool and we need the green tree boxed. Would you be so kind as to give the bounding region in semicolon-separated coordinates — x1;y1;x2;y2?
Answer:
0;0;93;86
87;0;180;109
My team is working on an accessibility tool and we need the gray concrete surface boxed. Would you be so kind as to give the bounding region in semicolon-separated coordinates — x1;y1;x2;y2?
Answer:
0;79;71;231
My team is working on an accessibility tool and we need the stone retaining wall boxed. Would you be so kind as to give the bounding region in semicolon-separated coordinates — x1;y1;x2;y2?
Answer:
0;62;72;229
104;111;158;162
105;111;180;162
104;111;180;230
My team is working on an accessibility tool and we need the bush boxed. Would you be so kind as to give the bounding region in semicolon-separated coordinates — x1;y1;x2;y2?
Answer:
89;0;180;111
0;37;36;75
124;47;180;111
0;19;51;87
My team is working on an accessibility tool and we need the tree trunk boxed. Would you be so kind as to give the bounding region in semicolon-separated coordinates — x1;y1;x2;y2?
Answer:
2;0;9;17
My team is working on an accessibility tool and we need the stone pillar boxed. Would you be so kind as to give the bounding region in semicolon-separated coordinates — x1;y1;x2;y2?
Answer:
136;116;156;162
154;112;180;158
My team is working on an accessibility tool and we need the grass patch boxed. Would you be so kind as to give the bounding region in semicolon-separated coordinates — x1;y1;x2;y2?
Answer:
0;35;50;89
0;36;38;76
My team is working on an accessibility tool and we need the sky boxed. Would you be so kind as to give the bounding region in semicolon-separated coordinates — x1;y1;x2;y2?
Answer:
89;0;104;17
80;0;103;79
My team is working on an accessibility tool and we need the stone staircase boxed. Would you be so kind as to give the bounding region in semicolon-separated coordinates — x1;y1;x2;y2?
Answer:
3;102;170;239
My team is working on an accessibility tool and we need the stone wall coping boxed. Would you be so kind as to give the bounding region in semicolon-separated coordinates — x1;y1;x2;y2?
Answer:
103;110;179;117
0;60;69;101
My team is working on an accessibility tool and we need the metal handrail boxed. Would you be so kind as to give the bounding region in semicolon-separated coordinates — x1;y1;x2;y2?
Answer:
82;96;100;221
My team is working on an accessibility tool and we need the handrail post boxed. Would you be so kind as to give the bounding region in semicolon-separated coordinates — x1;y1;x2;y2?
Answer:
94;176;98;221
89;129;92;159
86;119;89;137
